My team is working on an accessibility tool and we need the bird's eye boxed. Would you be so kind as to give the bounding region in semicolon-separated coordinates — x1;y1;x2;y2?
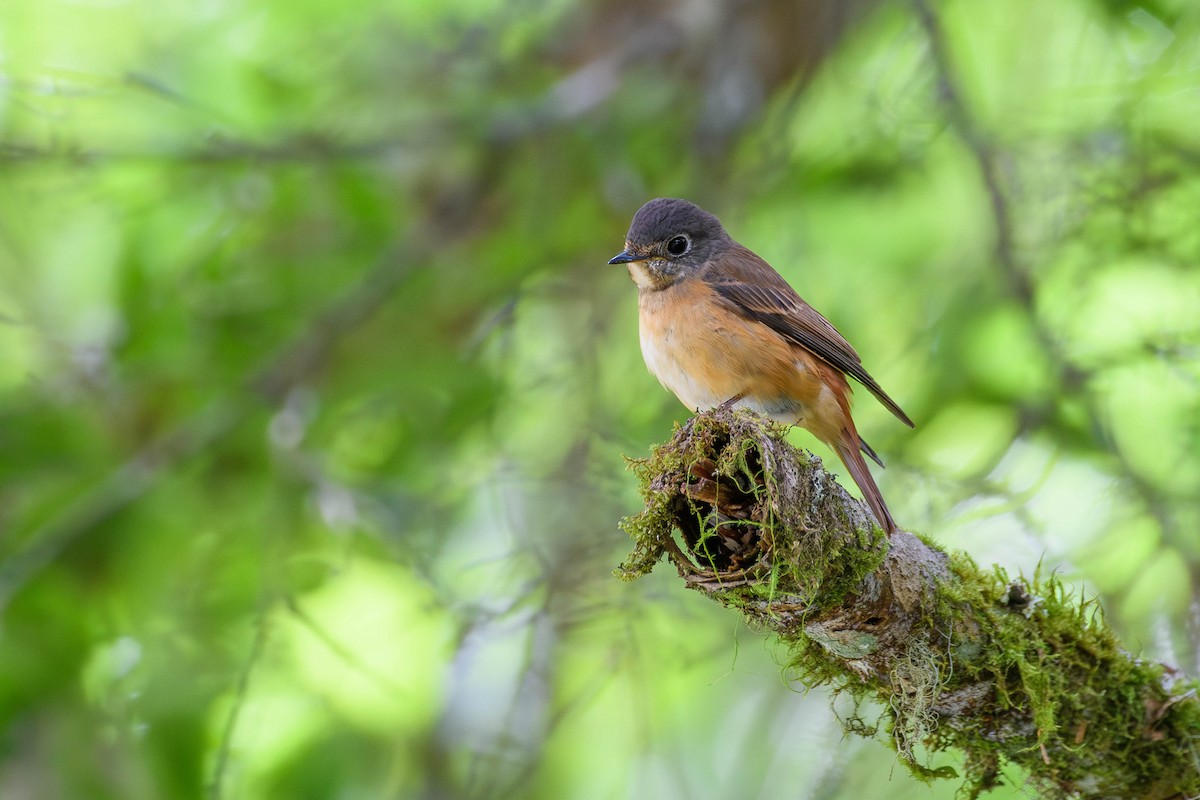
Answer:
666;236;689;256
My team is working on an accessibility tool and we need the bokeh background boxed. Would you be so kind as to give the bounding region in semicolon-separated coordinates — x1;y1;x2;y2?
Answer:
1;0;1199;797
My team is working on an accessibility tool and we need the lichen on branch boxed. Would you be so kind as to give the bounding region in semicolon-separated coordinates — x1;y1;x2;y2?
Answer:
617;408;1200;799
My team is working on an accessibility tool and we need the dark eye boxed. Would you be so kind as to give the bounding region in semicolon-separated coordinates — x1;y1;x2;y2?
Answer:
666;235;689;256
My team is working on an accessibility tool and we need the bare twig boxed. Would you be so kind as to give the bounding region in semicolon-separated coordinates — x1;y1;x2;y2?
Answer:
911;0;1183;548
207;614;270;800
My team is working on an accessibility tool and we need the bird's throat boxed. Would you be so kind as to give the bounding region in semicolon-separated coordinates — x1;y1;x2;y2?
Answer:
625;261;657;290
627;260;675;291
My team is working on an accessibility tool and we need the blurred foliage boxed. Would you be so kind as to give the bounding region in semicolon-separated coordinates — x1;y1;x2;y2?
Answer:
1;0;1199;797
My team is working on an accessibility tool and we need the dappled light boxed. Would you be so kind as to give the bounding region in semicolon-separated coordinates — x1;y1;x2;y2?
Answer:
1;0;1199;798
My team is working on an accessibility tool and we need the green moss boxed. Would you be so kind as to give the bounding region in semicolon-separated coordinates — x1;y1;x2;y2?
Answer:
617;409;887;609
618;410;1200;797
615;413;739;580
795;514;888;605
930;554;1200;796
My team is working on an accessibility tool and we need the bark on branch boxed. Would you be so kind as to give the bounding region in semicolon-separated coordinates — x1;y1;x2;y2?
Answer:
617;408;1200;799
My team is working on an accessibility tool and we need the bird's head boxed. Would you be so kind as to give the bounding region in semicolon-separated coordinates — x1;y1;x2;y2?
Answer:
608;198;730;291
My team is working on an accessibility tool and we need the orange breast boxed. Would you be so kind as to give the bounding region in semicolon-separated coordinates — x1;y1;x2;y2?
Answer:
637;278;851;445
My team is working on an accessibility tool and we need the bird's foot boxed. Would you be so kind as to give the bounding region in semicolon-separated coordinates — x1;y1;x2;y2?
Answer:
714;392;747;414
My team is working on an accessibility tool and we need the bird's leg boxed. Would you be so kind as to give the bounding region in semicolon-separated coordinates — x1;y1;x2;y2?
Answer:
715;391;747;413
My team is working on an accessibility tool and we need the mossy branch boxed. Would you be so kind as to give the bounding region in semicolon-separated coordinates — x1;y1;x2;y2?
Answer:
618;408;1200;799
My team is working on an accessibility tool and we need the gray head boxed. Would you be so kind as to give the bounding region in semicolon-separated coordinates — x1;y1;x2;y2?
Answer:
608;198;732;290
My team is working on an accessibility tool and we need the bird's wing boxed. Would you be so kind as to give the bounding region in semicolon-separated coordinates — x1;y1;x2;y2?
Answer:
707;248;915;428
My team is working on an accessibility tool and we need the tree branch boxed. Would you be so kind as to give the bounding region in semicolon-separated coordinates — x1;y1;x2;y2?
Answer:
618;408;1200;799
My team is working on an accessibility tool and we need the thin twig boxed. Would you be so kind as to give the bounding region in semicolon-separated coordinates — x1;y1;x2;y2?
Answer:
911;0;1181;546
207;615;270;800
910;0;1029;305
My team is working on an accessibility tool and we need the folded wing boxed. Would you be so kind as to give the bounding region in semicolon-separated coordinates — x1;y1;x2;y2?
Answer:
707;248;915;429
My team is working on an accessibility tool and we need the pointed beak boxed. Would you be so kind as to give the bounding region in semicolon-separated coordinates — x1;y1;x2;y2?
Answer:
608;250;641;265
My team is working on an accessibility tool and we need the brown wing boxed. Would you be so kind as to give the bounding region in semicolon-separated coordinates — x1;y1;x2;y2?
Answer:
706;246;915;428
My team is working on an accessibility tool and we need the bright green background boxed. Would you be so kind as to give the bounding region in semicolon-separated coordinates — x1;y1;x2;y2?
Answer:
1;0;1199;797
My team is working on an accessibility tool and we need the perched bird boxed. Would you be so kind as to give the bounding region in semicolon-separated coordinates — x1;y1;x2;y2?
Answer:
609;198;913;535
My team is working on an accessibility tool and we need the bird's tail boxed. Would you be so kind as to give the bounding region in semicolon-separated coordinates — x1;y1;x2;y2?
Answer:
833;432;898;536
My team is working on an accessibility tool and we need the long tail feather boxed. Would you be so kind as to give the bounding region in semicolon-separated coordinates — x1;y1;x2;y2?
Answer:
834;435;897;535
859;435;885;468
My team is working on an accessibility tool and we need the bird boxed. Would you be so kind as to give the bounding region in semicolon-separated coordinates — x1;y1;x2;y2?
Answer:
609;198;913;535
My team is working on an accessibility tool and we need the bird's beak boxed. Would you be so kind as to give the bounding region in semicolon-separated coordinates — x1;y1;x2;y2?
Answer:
608;250;641;265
